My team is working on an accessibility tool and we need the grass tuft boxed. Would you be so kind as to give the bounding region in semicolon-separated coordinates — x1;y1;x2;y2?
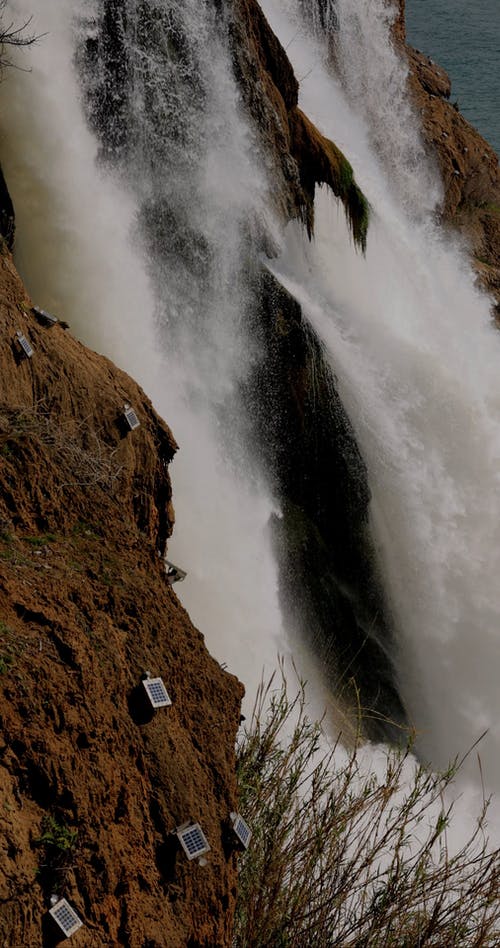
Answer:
234;673;500;946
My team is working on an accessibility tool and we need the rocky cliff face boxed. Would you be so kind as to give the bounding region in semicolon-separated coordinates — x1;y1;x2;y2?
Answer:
0;250;243;946
396;0;500;316
231;0;369;248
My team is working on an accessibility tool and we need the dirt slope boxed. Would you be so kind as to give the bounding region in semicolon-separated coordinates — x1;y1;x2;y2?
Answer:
0;248;243;947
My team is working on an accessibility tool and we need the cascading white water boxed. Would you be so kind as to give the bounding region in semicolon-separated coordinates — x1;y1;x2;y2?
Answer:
3;0;500;830
0;0;356;730
260;0;500;807
0;0;294;709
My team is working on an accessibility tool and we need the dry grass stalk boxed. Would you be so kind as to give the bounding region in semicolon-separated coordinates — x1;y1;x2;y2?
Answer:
234;674;500;947
0;403;123;493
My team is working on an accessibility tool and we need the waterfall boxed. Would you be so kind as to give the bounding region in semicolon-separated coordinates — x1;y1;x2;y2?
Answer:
3;0;500;823
260;0;500;807
0;0;295;710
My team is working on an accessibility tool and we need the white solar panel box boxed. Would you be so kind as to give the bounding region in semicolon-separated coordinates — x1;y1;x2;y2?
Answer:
123;403;140;430
15;331;34;359
142;676;172;709
176;823;211;861
230;812;252;849
165;560;187;584
49;898;83;938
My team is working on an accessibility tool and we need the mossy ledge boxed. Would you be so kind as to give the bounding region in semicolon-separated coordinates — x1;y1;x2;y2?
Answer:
231;0;370;252
289;107;370;252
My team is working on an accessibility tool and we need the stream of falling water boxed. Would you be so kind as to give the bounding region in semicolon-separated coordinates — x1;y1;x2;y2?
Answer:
260;0;500;821
0;0;358;730
0;0;294;712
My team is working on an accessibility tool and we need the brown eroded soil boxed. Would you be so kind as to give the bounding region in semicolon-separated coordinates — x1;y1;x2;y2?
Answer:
0;249;243;947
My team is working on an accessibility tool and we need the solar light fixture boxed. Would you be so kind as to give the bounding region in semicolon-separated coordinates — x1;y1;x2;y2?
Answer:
123;403;140;430
230;811;252;849
33;305;58;326
142;671;172;709
165;560;187;585
15;331;34;359
176;821;211;864
48;897;83;939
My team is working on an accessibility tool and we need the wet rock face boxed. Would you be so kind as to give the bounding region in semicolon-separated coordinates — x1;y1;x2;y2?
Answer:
392;0;406;43
241;269;407;741
0;256;243;947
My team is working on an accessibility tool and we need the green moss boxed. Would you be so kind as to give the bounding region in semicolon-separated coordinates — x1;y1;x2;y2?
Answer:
323;138;370;253
478;202;500;215
23;533;57;547
338;155;354;192
346;182;370;254
0;653;13;674
332;150;370;253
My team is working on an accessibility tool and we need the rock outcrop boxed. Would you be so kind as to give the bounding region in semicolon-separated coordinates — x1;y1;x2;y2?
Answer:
232;0;369;249
0;249;243;946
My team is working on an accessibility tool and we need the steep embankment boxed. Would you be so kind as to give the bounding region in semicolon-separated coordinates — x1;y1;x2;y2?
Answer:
396;0;500;315
0;249;243;946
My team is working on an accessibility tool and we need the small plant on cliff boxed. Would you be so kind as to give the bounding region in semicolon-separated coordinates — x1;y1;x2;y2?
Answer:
234;675;500;946
36;815;78;856
0;652;13;674
37;815;78;852
0;403;123;494
24;532;57;547
35;815;78;883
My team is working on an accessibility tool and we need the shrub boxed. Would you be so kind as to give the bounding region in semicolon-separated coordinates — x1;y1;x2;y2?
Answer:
234;675;500;947
0;403;123;493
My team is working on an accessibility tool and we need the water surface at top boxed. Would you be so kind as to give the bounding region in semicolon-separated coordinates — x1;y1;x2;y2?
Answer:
406;0;500;155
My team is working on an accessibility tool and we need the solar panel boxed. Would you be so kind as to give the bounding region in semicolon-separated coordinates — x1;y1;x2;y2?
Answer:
15;331;34;359
176;823;211;861
49;898;83;938
142;676;172;709
165;560;187;584
123;403;140;430
33;305;58;326
230;812;252;849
